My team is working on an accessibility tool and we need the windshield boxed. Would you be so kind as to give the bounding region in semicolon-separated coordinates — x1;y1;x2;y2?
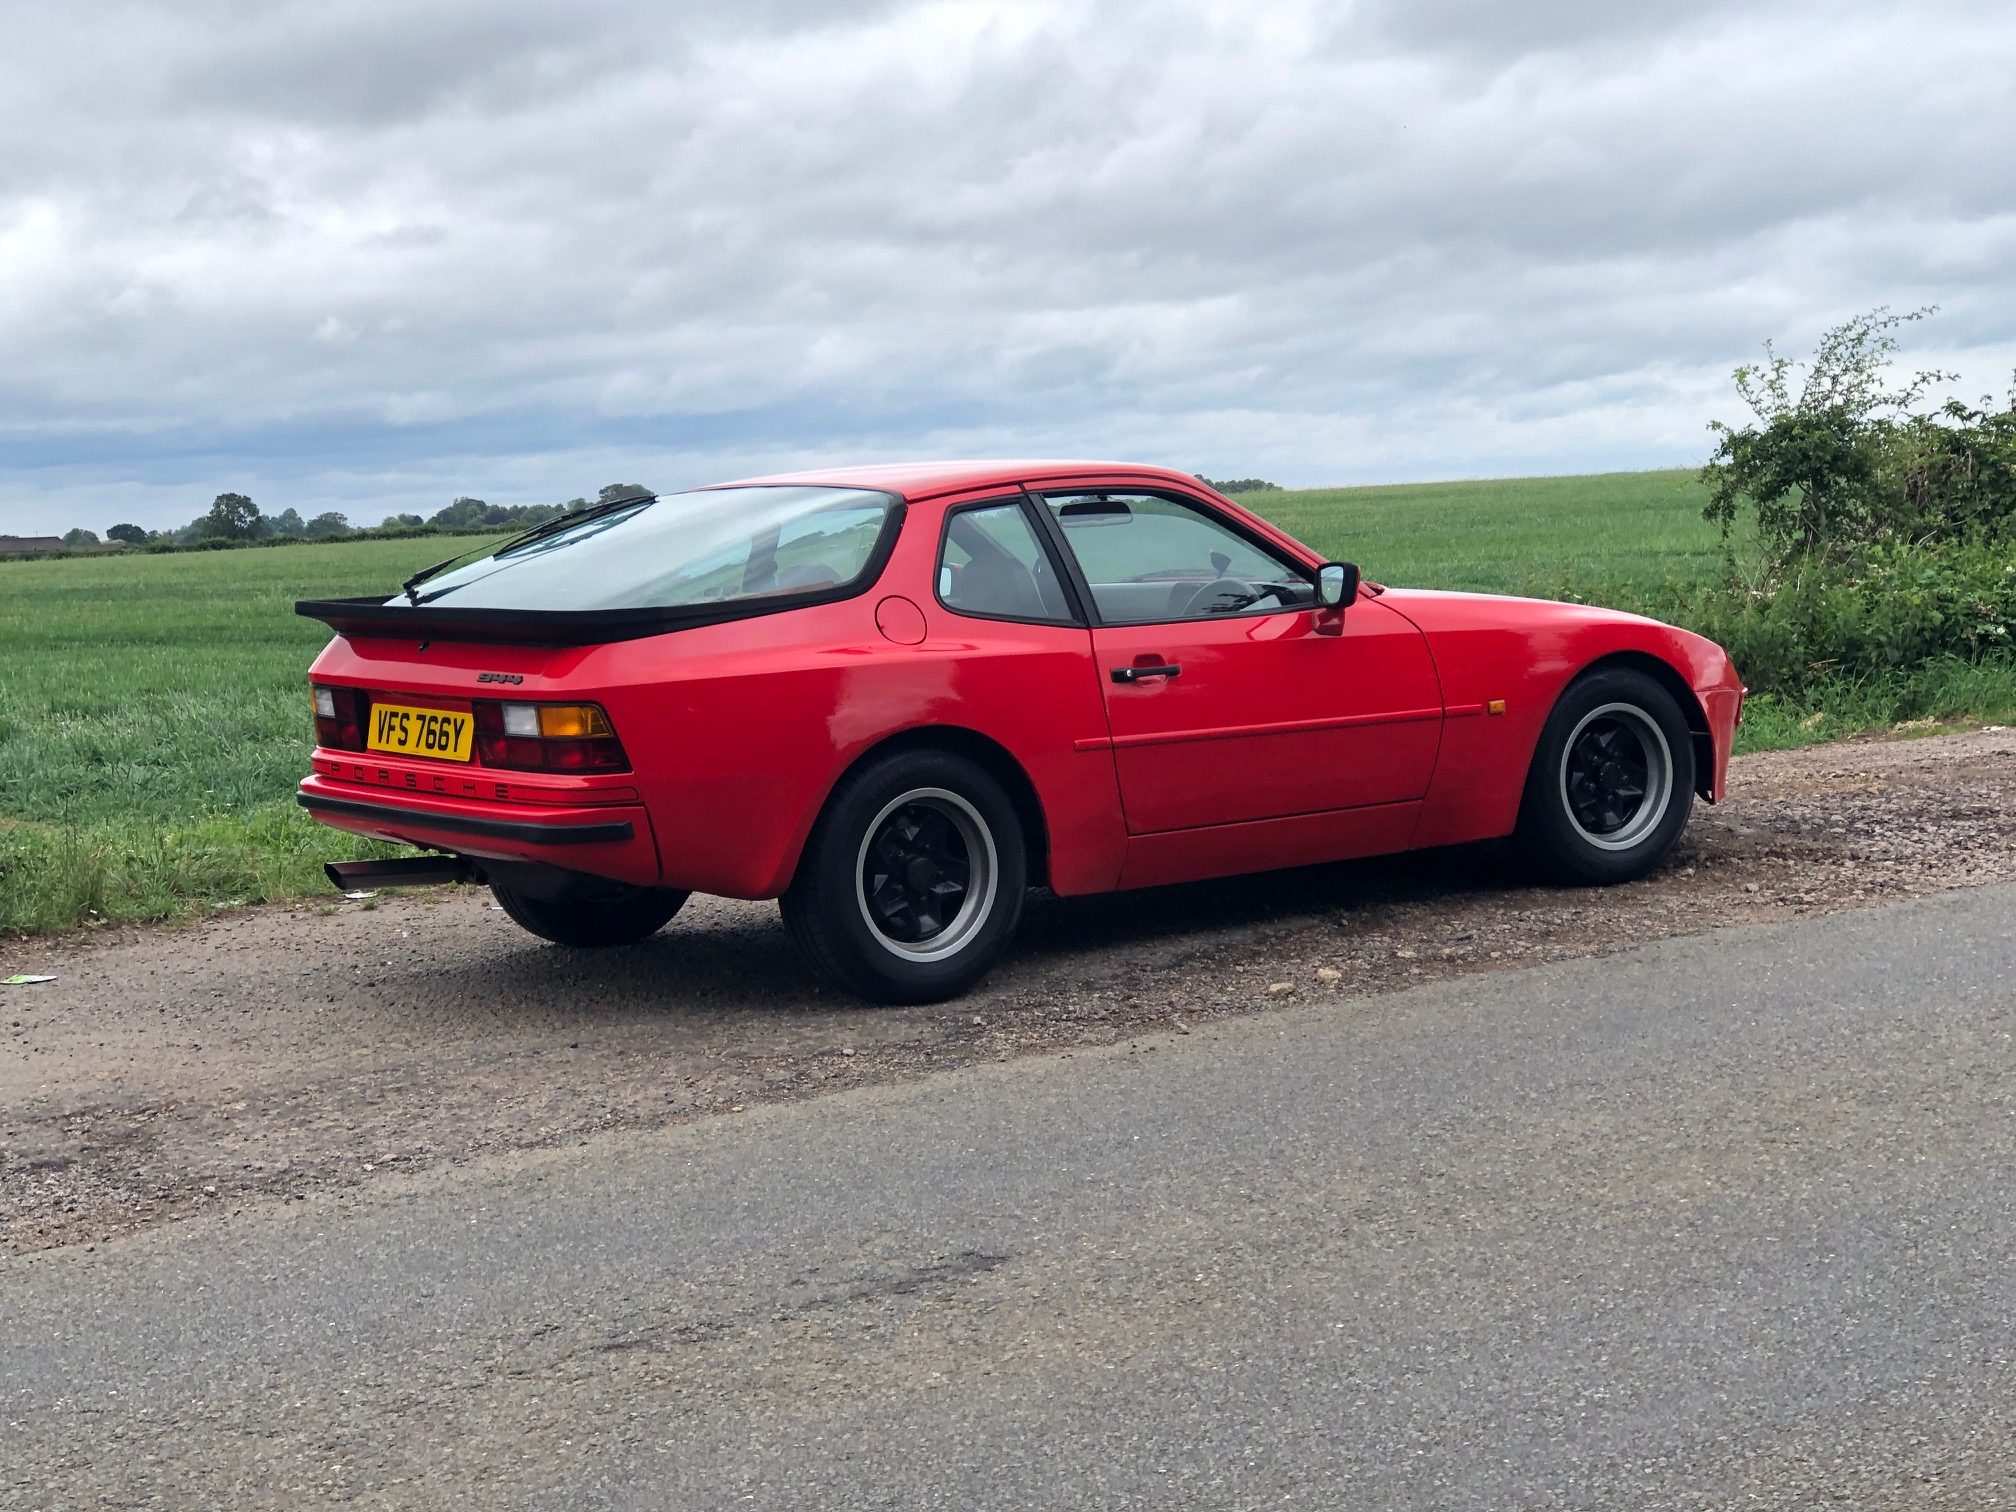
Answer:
392;486;899;612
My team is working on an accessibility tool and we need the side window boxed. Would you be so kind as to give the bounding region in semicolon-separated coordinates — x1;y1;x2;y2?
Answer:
938;501;1076;623
1041;492;1311;624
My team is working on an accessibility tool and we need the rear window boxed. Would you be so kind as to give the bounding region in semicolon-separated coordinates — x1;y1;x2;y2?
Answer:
401;486;898;612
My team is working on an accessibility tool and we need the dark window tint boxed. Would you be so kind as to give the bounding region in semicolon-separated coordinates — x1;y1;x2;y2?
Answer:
938;501;1075;622
1041;491;1311;624
397;487;897;612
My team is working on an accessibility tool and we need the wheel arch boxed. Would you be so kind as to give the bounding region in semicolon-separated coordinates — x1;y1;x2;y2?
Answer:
788;725;1052;892
1558;650;1715;801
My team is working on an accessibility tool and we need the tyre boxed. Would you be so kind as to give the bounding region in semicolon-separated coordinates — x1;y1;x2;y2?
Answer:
1516;667;1696;885
492;880;689;947
781;749;1028;1004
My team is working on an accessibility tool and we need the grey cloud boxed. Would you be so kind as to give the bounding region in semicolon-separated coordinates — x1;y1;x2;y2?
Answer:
2;0;2015;534
157;0;909;127
166;3;608;128
1343;0;1756;58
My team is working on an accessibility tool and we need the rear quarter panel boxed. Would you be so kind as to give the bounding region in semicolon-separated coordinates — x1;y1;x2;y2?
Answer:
566;496;1126;899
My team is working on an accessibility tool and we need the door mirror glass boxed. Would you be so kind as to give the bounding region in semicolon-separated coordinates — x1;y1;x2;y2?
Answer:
1316;562;1360;608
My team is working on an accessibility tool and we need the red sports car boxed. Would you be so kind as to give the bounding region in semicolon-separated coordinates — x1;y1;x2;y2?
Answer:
298;461;1743;1002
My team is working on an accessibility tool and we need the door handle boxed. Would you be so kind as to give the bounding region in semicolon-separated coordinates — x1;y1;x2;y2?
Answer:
1112;663;1181;683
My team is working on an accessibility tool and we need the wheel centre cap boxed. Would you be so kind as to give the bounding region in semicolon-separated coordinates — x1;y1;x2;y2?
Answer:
905;856;938;893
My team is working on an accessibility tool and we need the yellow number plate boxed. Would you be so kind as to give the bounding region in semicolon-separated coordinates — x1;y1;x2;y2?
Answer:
366;704;474;762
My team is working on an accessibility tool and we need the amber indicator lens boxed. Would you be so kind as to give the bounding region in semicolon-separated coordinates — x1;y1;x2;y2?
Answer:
475;701;628;772
536;705;613;739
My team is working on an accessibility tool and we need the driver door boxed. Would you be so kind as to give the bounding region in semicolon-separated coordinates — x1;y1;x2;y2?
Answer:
1035;487;1442;834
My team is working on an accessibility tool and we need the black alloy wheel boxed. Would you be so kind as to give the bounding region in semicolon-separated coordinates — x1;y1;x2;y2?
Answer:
1517;668;1696;884
1561;706;1670;849
856;790;996;959
782;749;1027;1004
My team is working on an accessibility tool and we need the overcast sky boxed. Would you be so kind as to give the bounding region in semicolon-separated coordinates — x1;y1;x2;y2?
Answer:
3;0;2014;535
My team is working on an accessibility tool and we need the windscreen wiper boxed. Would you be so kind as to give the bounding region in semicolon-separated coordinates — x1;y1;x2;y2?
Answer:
397;495;658;605
399;548;475;605
491;494;655;558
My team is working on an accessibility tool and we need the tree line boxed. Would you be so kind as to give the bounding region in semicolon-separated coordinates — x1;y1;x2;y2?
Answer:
62;483;657;552
56;476;1285;551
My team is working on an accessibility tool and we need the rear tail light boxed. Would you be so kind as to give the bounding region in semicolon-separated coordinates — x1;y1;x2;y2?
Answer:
312;689;628;773
313;684;366;751
474;701;629;772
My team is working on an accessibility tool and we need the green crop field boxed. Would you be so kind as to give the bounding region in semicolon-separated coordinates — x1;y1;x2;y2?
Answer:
1256;469;1731;592
0;536;504;934
0;469;2001;936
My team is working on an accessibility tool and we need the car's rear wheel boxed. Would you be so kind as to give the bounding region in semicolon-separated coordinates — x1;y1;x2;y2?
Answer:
491;880;689;947
781;749;1027;1004
1516;667;1696;884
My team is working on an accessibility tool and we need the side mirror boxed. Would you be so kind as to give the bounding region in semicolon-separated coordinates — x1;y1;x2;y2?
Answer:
1314;563;1359;634
1316;562;1358;607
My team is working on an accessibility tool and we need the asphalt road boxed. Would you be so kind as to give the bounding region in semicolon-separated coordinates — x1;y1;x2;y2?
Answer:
14;727;2016;1258
6;883;2015;1509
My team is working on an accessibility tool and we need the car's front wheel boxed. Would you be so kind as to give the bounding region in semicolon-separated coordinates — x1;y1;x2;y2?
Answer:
781;749;1028;1004
1517;667;1696;884
491;880;689;947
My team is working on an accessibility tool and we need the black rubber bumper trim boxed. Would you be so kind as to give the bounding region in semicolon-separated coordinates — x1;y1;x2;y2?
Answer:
298;791;634;846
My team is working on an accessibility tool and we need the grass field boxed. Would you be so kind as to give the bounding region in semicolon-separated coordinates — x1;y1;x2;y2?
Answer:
1250;469;1735;592
0;471;2006;935
0;537;503;934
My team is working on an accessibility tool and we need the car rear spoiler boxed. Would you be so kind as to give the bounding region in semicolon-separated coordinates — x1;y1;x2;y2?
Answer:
295;587;852;646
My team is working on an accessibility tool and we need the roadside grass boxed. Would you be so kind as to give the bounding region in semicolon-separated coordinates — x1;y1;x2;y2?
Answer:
0;537;500;934
1;477;2009;937
1731;658;2016;752
0;808;364;935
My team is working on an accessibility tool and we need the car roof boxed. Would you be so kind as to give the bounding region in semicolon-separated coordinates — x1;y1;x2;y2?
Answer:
706;460;1214;502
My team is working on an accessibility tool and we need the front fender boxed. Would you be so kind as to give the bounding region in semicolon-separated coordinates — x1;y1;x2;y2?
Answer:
1374;590;1742;848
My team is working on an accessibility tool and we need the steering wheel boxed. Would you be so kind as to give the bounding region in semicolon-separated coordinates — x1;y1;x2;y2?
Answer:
1178;576;1262;617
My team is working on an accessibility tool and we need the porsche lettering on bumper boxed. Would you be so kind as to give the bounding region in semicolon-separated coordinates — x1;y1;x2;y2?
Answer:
296;791;633;845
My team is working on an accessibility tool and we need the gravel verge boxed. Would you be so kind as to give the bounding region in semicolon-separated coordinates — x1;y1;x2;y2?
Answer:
5;726;2013;1255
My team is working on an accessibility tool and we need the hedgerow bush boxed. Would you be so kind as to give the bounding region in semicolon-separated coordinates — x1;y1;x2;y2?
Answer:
1702;305;2016;568
1676;305;2016;696
1632;544;2016;695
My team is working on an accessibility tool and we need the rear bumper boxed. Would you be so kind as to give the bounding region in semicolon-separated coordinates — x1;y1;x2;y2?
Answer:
298;790;634;845
297;775;661;886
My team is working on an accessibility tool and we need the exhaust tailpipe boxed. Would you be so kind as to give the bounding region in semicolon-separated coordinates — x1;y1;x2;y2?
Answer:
324;856;479;890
